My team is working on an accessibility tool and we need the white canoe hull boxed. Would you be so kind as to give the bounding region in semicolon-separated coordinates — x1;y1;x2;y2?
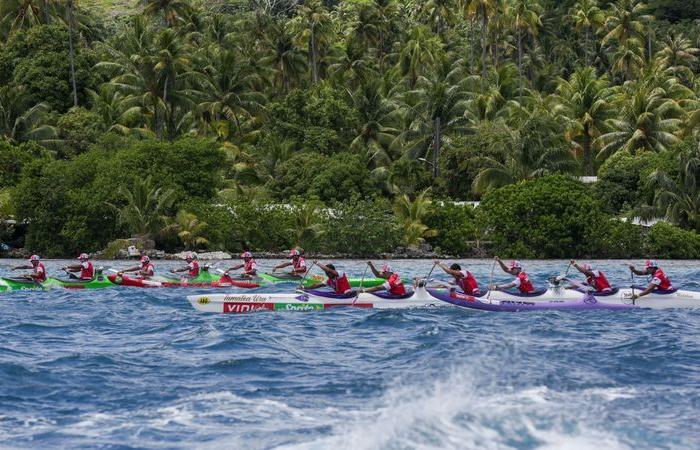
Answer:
187;287;445;313
453;287;700;310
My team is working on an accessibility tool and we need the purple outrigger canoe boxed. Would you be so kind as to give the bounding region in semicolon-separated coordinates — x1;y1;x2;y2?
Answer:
427;289;634;312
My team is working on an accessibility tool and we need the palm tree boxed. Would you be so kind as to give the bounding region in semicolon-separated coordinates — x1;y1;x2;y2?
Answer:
168;210;209;250
656;33;700;83
86;85;153;138
0;85;58;145
597;83;683;159
643;147;700;232
394;189;437;247
108;176;176;239
198;48;267;137
399;60;467;177
0;0;51;37
261;23;307;93
396;25;443;89
568;0;605;65
509;0;542;95
142;0;193;28
611;37;645;80
287;203;324;248
295;0;333;84
348;79;400;169
420;0;456;37
462;0;500;77
464;63;519;122
556;67;614;175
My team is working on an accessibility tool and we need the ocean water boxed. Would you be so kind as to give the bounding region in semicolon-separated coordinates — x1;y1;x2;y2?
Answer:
1;258;700;449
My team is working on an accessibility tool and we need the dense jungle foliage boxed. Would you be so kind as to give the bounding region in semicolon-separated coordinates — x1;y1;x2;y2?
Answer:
1;0;700;258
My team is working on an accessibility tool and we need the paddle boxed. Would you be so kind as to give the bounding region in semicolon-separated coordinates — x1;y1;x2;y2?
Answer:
486;259;497;302
352;263;370;305
630;267;636;305
297;261;316;291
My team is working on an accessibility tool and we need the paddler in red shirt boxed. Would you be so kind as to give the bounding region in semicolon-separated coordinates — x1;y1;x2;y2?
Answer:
225;251;258;278
273;249;308;276
629;260;674;300
362;262;407;295
303;260;353;294
490;257;536;293
62;253;95;280
12;254;47;282
119;255;155;279
569;260;613;293
433;260;481;295
171;253;200;278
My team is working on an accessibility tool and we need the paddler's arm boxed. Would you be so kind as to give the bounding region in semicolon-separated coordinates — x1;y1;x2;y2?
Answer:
302;282;325;291
273;262;292;271
434;261;461;278
226;263;244;272
361;285;382;293
62;264;81;272
628;265;647;276
118;266;141;274
570;260;593;277
313;261;338;278
367;262;382;278
494;256;510;274
632;283;656;300
489;281;517;291
170;266;189;273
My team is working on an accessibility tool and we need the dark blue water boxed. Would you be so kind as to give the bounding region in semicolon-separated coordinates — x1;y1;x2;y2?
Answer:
2;259;700;449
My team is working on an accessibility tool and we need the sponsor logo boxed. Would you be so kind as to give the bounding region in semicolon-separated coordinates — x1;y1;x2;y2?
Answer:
274;303;323;311
222;294;270;303
500;300;535;306
223;302;274;313
198;297;210;305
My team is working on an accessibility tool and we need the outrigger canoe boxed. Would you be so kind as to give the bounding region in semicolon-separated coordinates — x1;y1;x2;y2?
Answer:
0;271;114;291
188;286;445;313
427;285;700;311
108;269;226;288
215;272;389;289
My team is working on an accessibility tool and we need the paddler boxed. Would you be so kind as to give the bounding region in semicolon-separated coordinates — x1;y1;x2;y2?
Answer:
11;254;47;282
225;251;258;278
273;249;308;276
361;262;407;295
62;253;95;280
629;260;674;300
118;255;155;279
490;257;536;294
302;261;353;294
568;260;612;293
433;260;481;295
171;252;200;278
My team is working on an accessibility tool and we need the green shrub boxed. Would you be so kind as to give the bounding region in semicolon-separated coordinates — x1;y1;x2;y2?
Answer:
646;222;700;259
320;197;398;255
425;202;479;255
479;175;610;258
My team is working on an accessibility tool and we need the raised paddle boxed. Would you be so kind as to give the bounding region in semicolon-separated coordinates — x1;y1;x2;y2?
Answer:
352;263;370;305
487;259;497;302
297;261;316;291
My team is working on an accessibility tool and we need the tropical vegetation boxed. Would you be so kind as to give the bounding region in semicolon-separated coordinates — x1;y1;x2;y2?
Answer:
1;0;700;257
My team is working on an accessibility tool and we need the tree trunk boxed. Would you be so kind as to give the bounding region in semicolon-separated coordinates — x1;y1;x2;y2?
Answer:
647;32;652;61
481;11;488;78
583;126;594;176
517;29;523;97
67;0;78;108
585;27;591;66
310;28;319;84
433;117;441;178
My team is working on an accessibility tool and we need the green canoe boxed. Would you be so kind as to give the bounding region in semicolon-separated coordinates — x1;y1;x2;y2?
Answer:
0;270;114;291
258;273;387;288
